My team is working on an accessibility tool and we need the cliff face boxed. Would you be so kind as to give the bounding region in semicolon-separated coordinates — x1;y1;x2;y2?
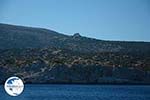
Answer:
0;23;150;84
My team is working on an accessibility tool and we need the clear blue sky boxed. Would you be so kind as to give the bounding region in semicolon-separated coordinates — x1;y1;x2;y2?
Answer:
0;0;150;41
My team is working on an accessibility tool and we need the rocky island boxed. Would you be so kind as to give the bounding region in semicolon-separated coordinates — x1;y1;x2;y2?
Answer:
0;23;150;84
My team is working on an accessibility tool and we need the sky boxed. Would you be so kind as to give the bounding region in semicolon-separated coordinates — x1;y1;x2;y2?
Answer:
0;0;150;41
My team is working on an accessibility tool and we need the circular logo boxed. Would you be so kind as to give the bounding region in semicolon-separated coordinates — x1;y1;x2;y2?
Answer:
4;76;24;96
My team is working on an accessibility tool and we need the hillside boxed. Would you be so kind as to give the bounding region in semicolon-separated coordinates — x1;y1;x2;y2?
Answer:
0;23;150;84
0;23;150;53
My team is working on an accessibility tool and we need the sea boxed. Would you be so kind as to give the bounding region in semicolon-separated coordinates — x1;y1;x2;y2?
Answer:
0;84;150;100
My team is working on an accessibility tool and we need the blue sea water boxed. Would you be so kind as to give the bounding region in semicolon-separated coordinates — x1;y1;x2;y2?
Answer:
0;84;150;100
